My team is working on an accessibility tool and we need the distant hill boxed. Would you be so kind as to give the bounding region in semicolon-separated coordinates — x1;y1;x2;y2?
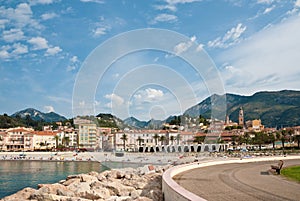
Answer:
96;113;128;129
123;117;148;128
124;117;171;129
11;108;67;122
184;90;300;128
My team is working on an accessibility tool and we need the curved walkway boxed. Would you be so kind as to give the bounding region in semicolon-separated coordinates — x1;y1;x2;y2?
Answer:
173;159;300;201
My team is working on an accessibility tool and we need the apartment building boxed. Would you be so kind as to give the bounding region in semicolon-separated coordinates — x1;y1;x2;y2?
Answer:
78;123;98;150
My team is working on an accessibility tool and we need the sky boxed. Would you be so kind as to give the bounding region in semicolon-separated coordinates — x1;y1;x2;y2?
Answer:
1;0;300;121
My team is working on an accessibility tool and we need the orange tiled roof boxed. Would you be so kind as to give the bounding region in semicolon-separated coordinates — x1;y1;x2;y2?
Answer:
7;128;31;133
32;131;58;136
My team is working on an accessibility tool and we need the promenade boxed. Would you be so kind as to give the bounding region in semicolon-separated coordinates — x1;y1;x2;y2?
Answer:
173;158;300;201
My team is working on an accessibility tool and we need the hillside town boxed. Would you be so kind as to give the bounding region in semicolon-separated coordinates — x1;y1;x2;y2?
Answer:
1;108;300;153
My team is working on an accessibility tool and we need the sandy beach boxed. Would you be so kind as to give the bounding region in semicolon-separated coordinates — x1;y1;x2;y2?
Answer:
0;151;199;165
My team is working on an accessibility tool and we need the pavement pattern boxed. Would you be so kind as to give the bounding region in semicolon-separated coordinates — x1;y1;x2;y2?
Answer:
173;159;300;201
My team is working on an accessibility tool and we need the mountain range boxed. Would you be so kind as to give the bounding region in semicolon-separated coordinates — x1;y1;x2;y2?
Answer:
6;90;300;128
11;108;67;122
184;90;300;128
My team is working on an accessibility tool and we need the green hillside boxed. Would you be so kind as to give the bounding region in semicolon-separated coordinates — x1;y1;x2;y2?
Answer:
184;90;300;128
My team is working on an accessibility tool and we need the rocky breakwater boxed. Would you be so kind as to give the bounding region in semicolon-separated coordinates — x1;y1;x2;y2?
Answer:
1;165;170;201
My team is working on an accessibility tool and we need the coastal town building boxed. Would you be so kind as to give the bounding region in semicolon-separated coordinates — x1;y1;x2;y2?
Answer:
4;127;34;151
32;130;59;150
78;123;98;151
246;119;264;132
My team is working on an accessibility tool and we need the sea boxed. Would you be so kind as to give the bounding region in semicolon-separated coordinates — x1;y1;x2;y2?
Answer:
0;160;107;198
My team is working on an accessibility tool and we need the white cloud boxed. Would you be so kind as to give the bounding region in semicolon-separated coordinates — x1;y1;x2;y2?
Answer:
154;0;201;12
165;0;201;5
133;88;164;103
2;28;25;42
196;43;205;51
173;36;196;55
12;43;28;55
0;3;41;29
28;37;48;50
208;23;246;48
256;0;273;4
80;0;104;3
41;12;58;20
295;0;300;7
29;0;57;5
44;105;55;113
154;4;177;12
67;56;80;72
263;5;276;14
219;15;300;94
0;19;9;29
45;46;62;56
0;49;10;59
112;73;120;79
93;27;108;37
153;14;178;23
105;93;124;108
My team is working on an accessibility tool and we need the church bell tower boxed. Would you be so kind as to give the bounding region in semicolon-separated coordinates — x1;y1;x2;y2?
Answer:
239;107;244;126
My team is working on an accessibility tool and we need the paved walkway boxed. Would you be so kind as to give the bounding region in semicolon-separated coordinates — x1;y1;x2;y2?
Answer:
174;159;300;201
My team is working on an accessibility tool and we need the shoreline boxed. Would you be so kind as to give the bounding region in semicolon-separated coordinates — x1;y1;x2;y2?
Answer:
1;150;298;165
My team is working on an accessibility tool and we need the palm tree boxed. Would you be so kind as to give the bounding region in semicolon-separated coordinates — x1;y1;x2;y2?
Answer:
53;135;59;150
170;136;175;145
176;134;181;145
120;133;128;151
153;134;159;145
268;132;276;150
159;135;166;145
294;135;300;149
137;136;144;146
63;136;70;147
280;130;287;150
231;135;238;148
253;132;265;151
193;136;205;144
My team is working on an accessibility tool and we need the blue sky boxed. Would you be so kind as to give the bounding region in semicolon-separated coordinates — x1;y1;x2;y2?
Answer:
1;0;300;120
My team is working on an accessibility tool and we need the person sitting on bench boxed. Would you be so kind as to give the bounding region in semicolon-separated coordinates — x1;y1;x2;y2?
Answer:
271;160;284;174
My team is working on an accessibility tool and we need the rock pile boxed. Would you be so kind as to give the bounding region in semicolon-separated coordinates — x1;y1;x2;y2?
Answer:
1;165;170;201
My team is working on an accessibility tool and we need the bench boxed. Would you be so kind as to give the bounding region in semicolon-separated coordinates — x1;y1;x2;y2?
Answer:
270;160;284;174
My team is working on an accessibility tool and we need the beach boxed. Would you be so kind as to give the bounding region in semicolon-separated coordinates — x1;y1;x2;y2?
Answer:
0;151;202;166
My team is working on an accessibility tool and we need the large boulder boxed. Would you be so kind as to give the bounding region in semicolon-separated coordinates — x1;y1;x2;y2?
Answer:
100;181;136;196
0;187;36;201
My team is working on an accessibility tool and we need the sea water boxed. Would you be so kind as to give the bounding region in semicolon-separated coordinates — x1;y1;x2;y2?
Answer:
0;160;107;198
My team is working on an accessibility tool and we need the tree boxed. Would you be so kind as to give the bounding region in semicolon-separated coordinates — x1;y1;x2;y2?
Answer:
54;135;59;150
170;136;175;145
63;136;70;147
294;135;300;149
280;130;287;150
268;133;276;150
153;134;159;146
159;135;166;145
137;136;144;146
120;133;128;151
193;136;205;144
231;135;238;148
253;132;266;150
176;134;181;145
243;132;251;145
